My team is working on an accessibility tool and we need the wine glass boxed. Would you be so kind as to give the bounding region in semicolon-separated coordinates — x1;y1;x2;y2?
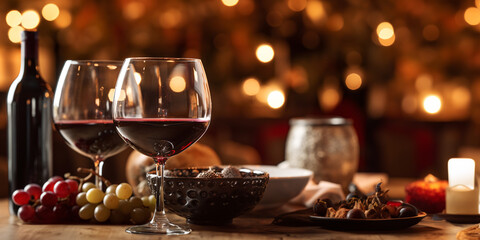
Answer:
112;57;211;235
53;60;128;188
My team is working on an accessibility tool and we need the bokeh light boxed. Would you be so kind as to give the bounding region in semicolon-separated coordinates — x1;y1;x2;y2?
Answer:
377;22;394;40
54;10;72;28
222;0;239;7
378;34;395;46
8;26;24;43
6;10;22;27
21;10;40;29
242;78;260;96
256;44;275;63
267;90;285;109
170;76;186;93
319;87;341;111
464;7;480;26
123;1;145;20
287;0;307;12
305;0;325;24
345;73;362;90
423;95;442;114
42;3;60;21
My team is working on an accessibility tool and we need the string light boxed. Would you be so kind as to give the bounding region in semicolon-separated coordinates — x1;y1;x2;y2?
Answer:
345;73;362;90
267;90;285;109
6;10;22;27
21;10;40;29
42;3;60;21
256;44;275;63
423;95;442;114
221;0;239;7
8;26;24;43
54;10;72;28
242;78;260;96
464;7;480;26
170;76;186;93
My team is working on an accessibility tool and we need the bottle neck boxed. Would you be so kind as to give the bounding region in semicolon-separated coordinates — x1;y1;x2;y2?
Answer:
20;32;40;76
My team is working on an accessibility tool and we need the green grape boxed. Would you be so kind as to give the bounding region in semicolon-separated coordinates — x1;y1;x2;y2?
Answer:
116;183;132;200
82;182;96;192
141;196;149;207
105;184;118;195
86;188;105;204
109;210;128;224
103;193;120;209
130;207;150;224
76;192;88;206
148;195;156;211
118;199;133;216
129;196;144;209
94;204;111;222
79;203;96;220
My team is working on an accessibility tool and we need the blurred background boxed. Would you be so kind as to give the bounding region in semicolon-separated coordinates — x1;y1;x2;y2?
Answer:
1;0;480;195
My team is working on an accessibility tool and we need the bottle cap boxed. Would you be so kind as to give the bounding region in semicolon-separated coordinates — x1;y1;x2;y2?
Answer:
21;30;38;41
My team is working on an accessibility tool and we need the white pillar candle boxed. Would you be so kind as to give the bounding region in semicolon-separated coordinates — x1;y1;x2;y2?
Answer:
446;158;479;214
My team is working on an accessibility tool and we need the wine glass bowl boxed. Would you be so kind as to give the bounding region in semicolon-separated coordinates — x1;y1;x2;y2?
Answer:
53;60;128;188
112;57;211;235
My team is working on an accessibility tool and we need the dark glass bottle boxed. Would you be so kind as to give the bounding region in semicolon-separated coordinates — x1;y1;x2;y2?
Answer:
7;31;53;214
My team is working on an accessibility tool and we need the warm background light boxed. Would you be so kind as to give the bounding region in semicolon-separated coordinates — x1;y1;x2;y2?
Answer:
222;0;239;7
21;10;40;29
256;44;275;63
169;76;186;93
6;10;22;27
423;95;442;114
464;7;480;25
42;3;60;21
54;10;72;28
345;73;362;90
267;90;285;109
8;26;24;43
377;22;394;40
242;78;260;96
287;0;307;12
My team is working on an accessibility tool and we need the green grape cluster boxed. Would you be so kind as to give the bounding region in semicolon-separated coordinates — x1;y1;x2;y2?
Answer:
76;182;155;224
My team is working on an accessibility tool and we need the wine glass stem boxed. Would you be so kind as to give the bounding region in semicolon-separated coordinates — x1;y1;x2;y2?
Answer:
152;158;167;223
94;157;104;189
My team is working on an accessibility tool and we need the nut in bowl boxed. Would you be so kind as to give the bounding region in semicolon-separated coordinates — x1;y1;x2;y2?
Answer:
147;166;269;225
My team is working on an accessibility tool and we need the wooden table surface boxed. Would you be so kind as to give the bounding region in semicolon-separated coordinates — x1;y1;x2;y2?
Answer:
0;198;476;240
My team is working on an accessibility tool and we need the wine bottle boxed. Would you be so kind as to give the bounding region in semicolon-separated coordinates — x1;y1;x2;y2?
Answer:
7;30;53;214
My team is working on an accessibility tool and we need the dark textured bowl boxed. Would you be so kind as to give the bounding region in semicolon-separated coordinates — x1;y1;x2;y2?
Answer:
147;167;269;225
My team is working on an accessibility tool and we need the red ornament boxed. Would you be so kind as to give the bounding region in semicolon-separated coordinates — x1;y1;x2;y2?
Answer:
405;174;447;214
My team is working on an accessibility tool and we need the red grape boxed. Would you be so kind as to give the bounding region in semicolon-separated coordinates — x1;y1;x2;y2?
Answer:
68;192;77;206
65;179;79;194
70;205;81;222
54;181;70;198
36;205;56;223
18;205;35;222
24;184;42;200
48;176;63;183
12;190;30;206
40;191;58;207
42;181;55;192
53;204;69;221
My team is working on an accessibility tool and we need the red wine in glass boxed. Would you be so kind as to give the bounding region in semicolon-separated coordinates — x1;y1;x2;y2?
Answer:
114;118;209;159
55;120;127;160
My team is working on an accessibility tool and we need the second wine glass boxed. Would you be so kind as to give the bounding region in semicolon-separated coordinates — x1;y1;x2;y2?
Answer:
53;60;128;188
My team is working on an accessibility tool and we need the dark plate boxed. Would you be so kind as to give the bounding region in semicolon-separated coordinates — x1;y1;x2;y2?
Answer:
309;212;427;231
436;213;480;224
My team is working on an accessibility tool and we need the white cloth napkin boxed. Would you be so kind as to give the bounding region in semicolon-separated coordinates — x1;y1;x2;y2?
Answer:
289;179;345;207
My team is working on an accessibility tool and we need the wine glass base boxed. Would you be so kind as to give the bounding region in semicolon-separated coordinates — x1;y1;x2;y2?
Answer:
125;222;191;235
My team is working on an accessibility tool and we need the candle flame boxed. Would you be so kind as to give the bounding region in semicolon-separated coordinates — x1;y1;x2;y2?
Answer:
424;174;438;183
